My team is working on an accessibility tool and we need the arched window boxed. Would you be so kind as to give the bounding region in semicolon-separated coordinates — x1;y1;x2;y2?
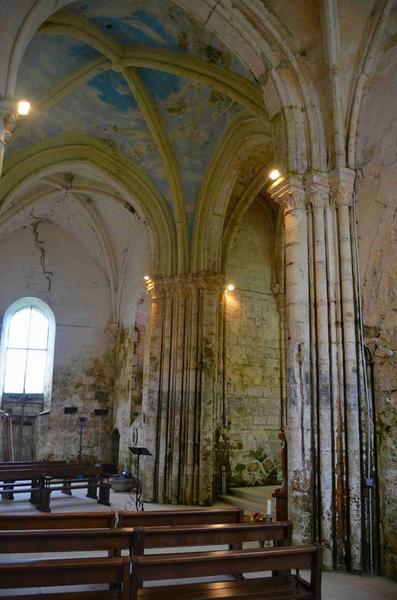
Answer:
0;298;55;403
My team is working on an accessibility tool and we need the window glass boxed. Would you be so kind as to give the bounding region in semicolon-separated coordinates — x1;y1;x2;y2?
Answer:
7;308;30;348
28;308;49;350
4;349;26;393
25;350;47;393
3;305;50;394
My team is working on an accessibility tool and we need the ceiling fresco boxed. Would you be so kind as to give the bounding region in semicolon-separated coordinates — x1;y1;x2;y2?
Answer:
11;0;265;239
67;0;254;79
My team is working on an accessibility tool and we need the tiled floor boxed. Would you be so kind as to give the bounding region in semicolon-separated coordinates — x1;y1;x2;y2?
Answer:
1;489;396;599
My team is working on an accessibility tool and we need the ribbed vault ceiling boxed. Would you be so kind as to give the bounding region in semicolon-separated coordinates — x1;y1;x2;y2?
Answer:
4;0;273;282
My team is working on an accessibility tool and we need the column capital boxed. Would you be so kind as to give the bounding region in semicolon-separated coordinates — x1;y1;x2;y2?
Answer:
330;167;356;207
305;172;330;209
268;174;306;210
145;272;224;299
0;97;18;147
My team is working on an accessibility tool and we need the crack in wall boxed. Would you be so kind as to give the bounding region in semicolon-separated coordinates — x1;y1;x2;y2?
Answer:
203;0;221;26
32;219;53;294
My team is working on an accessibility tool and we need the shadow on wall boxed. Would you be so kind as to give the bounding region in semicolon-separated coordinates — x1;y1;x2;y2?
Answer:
112;428;120;470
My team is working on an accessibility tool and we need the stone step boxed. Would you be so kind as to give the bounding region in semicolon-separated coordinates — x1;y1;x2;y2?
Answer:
228;485;276;503
219;485;278;517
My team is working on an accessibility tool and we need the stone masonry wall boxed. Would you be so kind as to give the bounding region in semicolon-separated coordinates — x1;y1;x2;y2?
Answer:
356;18;397;578
224;198;282;487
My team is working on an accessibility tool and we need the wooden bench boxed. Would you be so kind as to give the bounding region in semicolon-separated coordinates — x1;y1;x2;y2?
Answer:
0;461;65;500
0;556;130;599
0;464;110;511
0;511;116;530
131;545;322;599
118;507;244;528
0;521;291;556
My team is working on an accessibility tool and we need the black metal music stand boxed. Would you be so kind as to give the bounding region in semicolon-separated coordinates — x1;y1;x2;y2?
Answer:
129;446;151;511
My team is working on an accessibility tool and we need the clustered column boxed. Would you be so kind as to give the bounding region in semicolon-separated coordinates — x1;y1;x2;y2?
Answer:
269;175;313;545
141;273;224;505
270;170;363;572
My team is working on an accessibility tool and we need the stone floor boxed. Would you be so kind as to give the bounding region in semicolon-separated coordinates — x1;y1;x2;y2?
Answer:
0;489;396;599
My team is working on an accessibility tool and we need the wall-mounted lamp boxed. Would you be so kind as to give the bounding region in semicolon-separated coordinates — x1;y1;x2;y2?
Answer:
1;99;31;178
17;100;31;116
268;168;281;181
143;275;151;282
226;283;235;292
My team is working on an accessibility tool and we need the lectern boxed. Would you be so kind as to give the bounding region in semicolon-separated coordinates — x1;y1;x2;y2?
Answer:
129;446;151;511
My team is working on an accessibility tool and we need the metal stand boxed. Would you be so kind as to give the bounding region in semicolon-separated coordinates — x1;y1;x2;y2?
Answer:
129;446;151;511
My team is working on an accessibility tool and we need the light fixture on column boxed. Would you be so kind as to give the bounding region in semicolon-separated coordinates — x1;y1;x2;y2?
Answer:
269;168;281;181
17;100;31;116
143;274;151;282
226;283;235;292
0;99;31;177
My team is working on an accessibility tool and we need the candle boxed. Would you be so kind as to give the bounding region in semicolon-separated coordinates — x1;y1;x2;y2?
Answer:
266;499;272;517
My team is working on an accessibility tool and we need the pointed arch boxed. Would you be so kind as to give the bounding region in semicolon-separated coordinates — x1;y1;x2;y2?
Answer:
0;136;177;278
192;113;272;272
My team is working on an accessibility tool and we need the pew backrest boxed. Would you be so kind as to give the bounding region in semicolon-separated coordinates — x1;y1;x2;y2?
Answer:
132;521;292;554
0;511;116;530
0;464;104;481
0;527;134;554
0;556;130;599
118;507;243;528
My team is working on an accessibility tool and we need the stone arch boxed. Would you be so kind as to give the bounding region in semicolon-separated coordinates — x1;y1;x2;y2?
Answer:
192;113;272;273
0;137;177;278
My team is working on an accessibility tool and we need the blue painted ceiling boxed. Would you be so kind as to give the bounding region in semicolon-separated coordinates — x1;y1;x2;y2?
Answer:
13;0;261;233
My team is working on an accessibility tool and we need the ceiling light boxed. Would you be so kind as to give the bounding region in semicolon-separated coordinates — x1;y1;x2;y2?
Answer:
17;100;31;116
226;284;235;292
269;169;281;181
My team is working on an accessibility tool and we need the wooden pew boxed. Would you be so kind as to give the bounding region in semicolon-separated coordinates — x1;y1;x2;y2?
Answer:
0;522;290;558
0;461;65;500
131;545;322;599
0;464;110;511
0;556;130;599
0;511;116;530
118;507;244;528
132;521;292;554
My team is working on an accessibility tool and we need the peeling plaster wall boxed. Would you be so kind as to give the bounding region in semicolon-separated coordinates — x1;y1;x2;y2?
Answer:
224;198;282;487
112;223;150;470
356;19;397;578
0;221;114;464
